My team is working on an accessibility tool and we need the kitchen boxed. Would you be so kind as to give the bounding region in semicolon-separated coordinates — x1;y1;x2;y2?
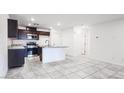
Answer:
1;14;124;79
0;1;123;93
8;18;66;68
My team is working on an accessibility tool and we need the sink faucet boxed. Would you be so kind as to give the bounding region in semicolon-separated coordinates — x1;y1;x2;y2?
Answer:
45;40;50;46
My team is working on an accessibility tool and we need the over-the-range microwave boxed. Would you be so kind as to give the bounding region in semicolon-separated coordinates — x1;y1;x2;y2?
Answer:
27;34;39;40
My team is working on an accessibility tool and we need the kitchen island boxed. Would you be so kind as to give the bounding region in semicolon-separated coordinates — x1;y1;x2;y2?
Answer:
39;46;67;63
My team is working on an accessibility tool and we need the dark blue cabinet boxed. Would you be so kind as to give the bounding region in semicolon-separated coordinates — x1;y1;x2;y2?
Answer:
8;49;26;68
38;47;42;61
8;19;18;38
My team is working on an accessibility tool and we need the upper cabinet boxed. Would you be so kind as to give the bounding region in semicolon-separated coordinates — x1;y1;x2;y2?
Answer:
18;29;50;40
18;29;39;40
8;19;18;38
18;29;27;40
37;31;50;36
8;19;50;39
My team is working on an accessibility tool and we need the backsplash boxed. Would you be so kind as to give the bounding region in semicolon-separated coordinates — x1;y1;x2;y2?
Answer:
37;35;50;46
8;35;50;46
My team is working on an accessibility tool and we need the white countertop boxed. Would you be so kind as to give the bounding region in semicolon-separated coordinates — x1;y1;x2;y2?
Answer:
8;46;25;49
39;46;68;48
42;46;66;63
8;45;68;49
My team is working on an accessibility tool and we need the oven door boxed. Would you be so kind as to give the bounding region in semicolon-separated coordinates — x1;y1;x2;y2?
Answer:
27;48;38;57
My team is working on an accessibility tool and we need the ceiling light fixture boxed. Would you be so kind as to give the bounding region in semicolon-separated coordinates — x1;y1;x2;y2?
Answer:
28;23;31;26
57;22;61;26
82;25;89;29
49;26;53;29
31;17;35;21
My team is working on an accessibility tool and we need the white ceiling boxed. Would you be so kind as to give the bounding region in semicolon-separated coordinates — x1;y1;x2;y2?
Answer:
10;14;124;30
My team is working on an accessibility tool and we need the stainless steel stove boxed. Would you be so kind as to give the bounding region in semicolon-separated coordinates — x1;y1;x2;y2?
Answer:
27;42;38;57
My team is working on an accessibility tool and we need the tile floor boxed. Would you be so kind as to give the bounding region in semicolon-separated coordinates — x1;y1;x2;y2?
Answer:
6;56;124;79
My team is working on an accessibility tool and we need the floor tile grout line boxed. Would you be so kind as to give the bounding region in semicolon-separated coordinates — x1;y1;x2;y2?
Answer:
6;57;124;79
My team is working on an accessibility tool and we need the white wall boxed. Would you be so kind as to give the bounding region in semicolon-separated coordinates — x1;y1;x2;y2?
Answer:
61;18;124;66
88;19;124;66
0;15;9;78
61;26;89;57
73;26;90;56
61;28;74;56
50;29;62;46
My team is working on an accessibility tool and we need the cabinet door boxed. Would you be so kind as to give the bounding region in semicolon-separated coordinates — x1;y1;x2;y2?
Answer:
8;19;18;38
38;47;42;61
8;49;26;68
37;31;50;36
8;50;17;68
18;29;27;39
16;49;25;66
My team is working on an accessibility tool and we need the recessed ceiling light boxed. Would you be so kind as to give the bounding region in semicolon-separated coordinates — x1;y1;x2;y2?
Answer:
57;22;61;26
49;26;53;29
28;23;31;26
31;18;35;21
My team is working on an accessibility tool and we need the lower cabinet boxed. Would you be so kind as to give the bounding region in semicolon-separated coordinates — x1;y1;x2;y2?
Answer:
8;49;26;68
38;47;42;61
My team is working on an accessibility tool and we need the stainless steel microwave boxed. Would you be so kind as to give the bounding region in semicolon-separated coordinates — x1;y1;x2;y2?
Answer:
27;34;39;40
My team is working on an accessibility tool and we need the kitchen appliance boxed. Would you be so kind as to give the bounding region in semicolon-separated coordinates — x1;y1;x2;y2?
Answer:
27;34;39;40
27;42;38;57
26;26;37;31
26;26;39;40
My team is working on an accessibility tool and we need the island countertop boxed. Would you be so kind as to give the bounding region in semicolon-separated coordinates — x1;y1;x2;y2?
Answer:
38;46;68;48
40;46;66;63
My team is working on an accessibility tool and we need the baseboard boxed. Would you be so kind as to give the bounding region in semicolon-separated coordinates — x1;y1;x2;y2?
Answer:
84;56;124;67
